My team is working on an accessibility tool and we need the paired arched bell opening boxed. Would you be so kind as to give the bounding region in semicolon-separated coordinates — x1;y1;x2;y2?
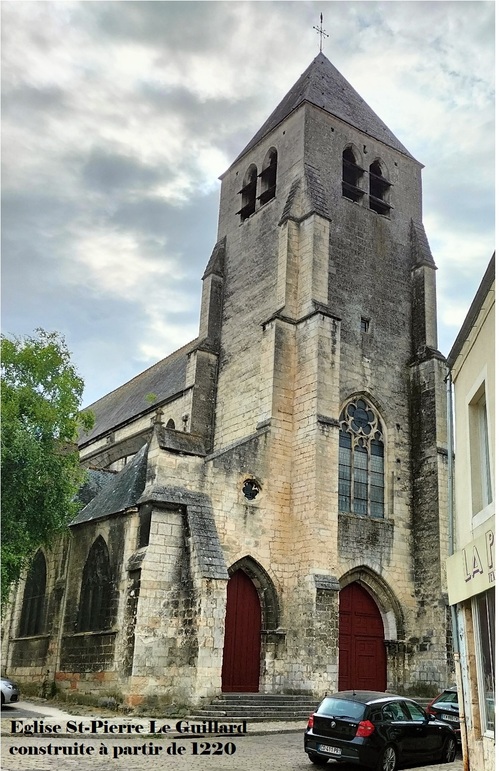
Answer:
221;556;280;693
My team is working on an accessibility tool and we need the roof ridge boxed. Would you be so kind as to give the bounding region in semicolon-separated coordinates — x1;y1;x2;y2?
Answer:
83;337;198;411
228;53;414;170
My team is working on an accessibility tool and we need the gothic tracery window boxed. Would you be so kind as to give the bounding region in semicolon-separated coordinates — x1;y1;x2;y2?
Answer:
77;536;113;632
338;397;385;517
19;550;47;637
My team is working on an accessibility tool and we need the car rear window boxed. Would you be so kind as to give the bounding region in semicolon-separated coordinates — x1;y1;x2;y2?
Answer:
437;691;458;704
316;698;366;720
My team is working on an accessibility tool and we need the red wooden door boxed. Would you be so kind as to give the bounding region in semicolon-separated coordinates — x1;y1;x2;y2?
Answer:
222;570;261;692
339;582;386;691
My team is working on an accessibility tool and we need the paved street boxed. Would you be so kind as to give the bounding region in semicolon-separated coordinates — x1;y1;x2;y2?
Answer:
1;701;463;771
1;729;464;771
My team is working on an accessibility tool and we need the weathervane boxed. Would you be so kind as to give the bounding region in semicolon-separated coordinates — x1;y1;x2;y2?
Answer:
313;13;329;52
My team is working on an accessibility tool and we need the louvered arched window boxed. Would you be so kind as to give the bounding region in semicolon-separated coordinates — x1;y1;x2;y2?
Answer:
19;550;47;636
342;146;365;202
338;397;385;518
237;164;258;221
369;160;391;215
77;536;113;632
259;148;277;205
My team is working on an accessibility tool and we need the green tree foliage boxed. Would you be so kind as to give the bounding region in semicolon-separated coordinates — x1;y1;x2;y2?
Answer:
1;330;94;605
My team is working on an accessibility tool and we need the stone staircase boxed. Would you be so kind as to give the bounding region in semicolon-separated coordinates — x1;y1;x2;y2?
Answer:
190;693;431;723
191;693;320;722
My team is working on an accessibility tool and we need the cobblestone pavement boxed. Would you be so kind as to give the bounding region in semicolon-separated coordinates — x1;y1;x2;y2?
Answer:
1;702;464;771
1;732;464;771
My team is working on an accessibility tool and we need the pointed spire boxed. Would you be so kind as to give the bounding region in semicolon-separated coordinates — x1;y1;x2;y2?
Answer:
231;53;415;167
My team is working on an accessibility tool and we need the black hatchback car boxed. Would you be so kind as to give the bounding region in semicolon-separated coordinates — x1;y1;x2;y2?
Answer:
425;687;461;742
304;691;457;770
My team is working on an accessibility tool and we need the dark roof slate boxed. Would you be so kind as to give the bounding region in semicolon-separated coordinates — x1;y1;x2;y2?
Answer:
80;339;197;446
158;427;207;456
411;220;436;269
232;53;414;167
76;468;117;507
71;443;148;525
202;237;226;279
138;485;228;580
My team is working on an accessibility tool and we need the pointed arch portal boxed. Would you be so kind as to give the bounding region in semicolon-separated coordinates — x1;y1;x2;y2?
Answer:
221;569;261;692
339;582;387;691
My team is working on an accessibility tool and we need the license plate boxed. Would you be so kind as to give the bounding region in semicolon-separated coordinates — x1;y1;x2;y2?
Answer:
441;714;459;723
318;745;341;756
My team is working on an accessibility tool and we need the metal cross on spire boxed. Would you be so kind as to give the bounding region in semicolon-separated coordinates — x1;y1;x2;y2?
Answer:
313;13;329;52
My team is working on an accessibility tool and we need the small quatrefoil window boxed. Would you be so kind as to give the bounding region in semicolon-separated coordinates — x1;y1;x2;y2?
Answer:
242;479;260;500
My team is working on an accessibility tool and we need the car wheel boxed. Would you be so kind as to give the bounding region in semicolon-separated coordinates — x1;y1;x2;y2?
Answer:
307;752;329;766
1;693;4;706
441;736;457;763
376;744;398;771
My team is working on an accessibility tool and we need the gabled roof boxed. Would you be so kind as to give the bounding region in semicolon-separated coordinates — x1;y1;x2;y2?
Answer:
71;443;148;525
80;338;198;446
232;53;414;167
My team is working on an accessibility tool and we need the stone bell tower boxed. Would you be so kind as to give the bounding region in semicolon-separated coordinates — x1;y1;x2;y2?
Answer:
202;52;450;696
2;52;452;707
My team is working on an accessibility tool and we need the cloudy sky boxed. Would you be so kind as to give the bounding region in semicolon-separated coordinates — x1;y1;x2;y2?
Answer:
2;0;495;407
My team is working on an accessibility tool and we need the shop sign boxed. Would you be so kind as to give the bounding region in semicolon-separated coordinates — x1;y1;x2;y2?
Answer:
446;518;495;605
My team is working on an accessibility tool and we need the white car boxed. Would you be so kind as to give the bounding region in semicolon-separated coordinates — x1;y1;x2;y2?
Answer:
1;676;20;705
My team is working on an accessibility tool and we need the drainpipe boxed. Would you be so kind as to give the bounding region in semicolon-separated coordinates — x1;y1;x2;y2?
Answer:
446;370;469;771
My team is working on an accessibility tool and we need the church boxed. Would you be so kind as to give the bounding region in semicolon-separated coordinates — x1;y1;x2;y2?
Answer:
3;52;453;708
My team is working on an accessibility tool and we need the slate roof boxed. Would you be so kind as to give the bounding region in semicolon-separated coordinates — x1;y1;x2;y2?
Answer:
411;220;437;269
76;468;116;507
80;339;198;446
447;254;495;369
71;443;148;525
231;52;414;168
138;485;228;580
202;237;226;279
279;163;332;224
158;427;207;456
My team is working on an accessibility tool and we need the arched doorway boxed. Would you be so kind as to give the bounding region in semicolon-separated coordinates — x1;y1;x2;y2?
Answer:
339;582;386;691
221;569;261;692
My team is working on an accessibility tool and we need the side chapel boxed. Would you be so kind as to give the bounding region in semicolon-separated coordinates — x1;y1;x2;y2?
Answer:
3;53;452;706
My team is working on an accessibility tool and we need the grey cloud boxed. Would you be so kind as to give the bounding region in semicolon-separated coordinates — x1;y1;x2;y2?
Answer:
80;147;165;193
1;84;69;117
110;190;219;258
87;0;232;52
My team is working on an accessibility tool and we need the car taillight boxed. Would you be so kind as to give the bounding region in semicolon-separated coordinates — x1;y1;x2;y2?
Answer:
307;713;314;729
426;708;438;716
355;720;375;737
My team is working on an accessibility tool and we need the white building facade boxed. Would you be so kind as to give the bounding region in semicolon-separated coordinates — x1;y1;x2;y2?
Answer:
447;255;495;771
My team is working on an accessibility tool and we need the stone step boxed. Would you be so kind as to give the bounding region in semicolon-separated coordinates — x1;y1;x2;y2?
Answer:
190;711;312;722
191;694;431;722
211;695;319;704
195;705;317;715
